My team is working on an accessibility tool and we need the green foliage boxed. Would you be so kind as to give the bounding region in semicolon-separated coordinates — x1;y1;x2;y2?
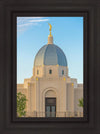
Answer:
17;92;27;117
78;98;83;108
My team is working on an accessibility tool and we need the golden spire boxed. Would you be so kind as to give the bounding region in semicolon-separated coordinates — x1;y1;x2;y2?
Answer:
47;23;53;44
48;23;52;36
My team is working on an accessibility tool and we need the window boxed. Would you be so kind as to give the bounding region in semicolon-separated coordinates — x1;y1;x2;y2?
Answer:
37;70;39;75
62;70;64;75
49;69;52;74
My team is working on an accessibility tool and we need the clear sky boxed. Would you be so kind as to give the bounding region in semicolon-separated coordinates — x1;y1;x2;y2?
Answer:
17;17;83;84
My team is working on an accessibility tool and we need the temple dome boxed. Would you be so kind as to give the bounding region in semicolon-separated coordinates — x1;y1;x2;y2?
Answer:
34;44;68;67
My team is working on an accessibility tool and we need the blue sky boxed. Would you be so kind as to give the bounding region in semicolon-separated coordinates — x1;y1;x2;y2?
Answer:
17;17;83;84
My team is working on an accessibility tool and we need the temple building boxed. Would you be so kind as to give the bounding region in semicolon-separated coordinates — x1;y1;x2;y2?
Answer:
17;24;83;117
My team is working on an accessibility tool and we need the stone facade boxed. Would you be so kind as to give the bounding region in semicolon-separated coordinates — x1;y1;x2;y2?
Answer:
17;64;83;117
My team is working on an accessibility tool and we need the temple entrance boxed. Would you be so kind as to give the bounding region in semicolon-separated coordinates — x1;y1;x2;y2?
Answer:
45;98;56;117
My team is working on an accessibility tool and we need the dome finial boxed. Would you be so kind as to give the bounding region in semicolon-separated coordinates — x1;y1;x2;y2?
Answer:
48;23;52;36
48;23;53;44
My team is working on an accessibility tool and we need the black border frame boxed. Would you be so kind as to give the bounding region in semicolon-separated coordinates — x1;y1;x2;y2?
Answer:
0;0;100;134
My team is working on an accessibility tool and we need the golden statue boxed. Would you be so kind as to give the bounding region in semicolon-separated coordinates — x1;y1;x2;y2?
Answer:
48;23;52;35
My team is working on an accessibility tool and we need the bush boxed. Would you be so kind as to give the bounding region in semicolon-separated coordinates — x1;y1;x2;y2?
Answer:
78;98;83;108
17;92;27;117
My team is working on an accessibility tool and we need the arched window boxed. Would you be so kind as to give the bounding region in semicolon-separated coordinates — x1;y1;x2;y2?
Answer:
62;70;64;75
49;69;52;74
37;70;39;75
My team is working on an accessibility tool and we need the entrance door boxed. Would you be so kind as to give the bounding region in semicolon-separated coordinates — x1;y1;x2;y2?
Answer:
45;98;56;117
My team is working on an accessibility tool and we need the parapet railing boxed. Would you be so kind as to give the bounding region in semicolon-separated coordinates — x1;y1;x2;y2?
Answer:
24;111;83;117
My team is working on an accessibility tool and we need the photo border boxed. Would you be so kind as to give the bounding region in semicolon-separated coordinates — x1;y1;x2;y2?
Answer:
0;0;99;134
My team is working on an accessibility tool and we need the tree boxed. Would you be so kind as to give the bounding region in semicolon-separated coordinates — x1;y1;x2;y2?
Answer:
17;92;27;117
78;98;83;108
